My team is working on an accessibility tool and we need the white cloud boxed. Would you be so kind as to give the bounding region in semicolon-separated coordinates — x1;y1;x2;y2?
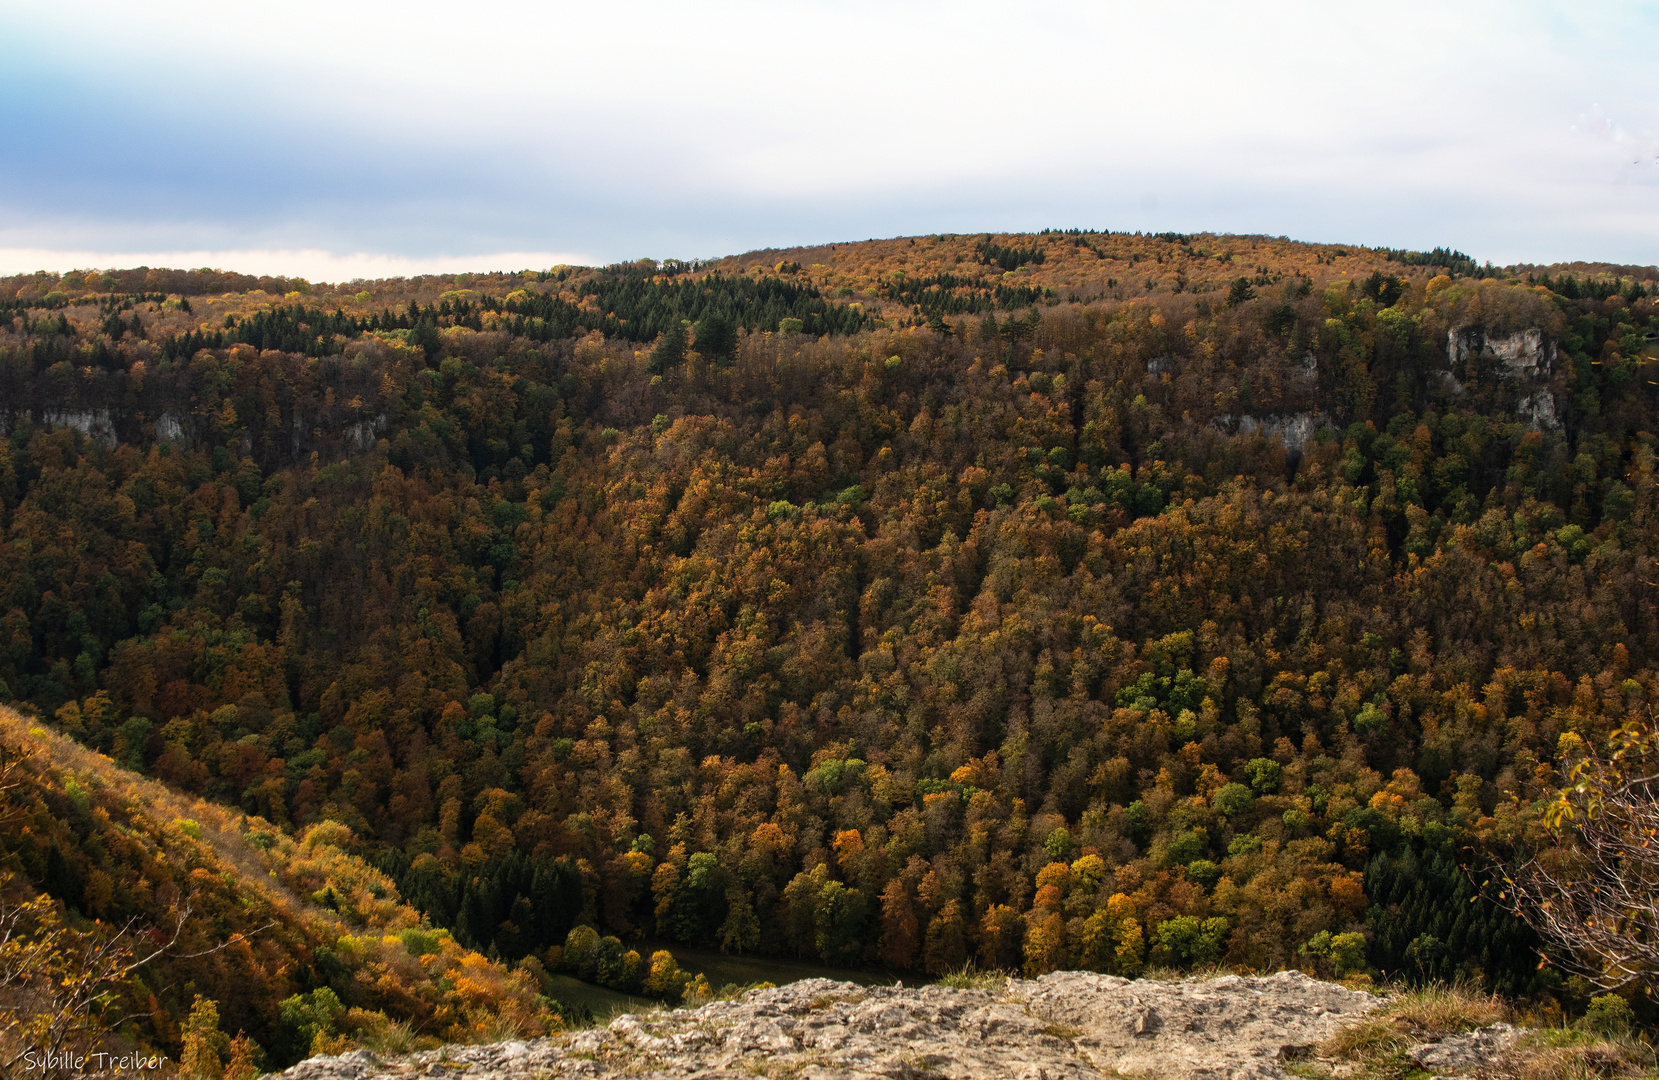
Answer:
3;0;1657;266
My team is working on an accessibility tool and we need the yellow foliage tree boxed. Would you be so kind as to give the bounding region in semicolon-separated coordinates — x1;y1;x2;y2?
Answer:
642;950;688;1001
179;996;228;1080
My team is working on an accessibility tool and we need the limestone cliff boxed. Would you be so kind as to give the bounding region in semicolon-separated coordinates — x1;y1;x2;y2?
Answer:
1444;326;1562;430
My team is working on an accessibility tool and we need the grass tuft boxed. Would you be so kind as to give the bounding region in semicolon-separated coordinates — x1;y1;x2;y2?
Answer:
358;1018;421;1055
1383;982;1508;1033
475;1006;539;1044
1320;981;1507;1063
1139;963;1238;982
935;962;1010;991
1314;982;1654;1080
1488;1034;1655;1080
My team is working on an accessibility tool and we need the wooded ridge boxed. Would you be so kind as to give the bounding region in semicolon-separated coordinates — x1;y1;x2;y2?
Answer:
1;230;1656;1071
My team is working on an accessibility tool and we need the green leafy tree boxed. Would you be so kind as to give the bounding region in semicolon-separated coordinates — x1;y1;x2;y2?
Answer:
276;988;344;1062
1153;916;1229;967
814;880;868;964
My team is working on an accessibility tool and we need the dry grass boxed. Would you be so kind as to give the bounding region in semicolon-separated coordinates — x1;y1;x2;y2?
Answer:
1309;983;1655;1080
1139;963;1241;983
1386;984;1509;1032
555;1000;659;1032
1484;1028;1656;1080
935;962;1010;991
1500;1046;1639;1080
356;1018;422;1055
1319;981;1508;1063
473;1006;542;1045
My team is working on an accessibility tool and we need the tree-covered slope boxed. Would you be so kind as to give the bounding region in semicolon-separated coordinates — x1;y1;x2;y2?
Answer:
0;705;561;1074
1;233;1656;1017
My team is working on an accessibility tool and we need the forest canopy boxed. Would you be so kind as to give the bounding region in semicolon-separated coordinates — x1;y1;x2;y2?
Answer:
2;231;1657;1051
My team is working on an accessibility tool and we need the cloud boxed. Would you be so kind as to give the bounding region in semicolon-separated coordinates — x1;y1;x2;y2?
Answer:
2;0;1657;268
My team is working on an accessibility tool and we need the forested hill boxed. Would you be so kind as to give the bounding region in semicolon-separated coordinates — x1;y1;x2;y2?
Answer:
1;232;1657;1021
0;703;559;1070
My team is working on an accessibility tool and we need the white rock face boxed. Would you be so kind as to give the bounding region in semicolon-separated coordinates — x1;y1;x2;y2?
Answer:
1517;392;1559;431
290;411;387;453
347;415;387;453
1448;328;1556;380
272;972;1384;1080
41;409;117;447
1407;1022;1523;1075
156;411;186;442
1220;413;1321;453
1445;327;1561;430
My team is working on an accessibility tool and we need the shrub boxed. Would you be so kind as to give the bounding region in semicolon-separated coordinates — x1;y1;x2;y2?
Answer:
1583;994;1634;1037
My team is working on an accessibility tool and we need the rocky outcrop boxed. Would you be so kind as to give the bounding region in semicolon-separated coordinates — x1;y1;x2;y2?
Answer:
156;410;187;442
1449;328;1554;380
291;409;387;455
1217;413;1321;454
346;415;387;453
1445;327;1561;430
40;408;118;447
1516;392;1559;432
274;971;1382;1080
1293;351;1317;382
1407;1023;1523;1076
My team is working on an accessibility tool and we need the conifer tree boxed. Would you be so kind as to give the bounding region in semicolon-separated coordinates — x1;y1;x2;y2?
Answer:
648;323;687;374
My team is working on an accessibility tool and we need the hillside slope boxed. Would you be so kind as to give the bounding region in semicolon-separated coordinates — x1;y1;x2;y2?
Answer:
0;705;555;1073
1;231;1656;1024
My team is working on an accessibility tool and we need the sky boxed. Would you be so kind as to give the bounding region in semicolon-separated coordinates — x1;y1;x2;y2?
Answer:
2;0;1656;281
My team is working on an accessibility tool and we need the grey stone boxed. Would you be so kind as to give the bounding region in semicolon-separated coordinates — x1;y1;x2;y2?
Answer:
1216;413;1321;453
40;409;118;447
1444;327;1562;429
271;971;1386;1080
1408;1022;1522;1076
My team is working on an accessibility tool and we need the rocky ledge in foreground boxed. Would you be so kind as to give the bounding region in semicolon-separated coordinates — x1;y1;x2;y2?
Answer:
275;970;1403;1080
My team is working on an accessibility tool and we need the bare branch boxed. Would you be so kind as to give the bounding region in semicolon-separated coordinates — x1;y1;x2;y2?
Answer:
0;873;275;1076
1497;716;1659;994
